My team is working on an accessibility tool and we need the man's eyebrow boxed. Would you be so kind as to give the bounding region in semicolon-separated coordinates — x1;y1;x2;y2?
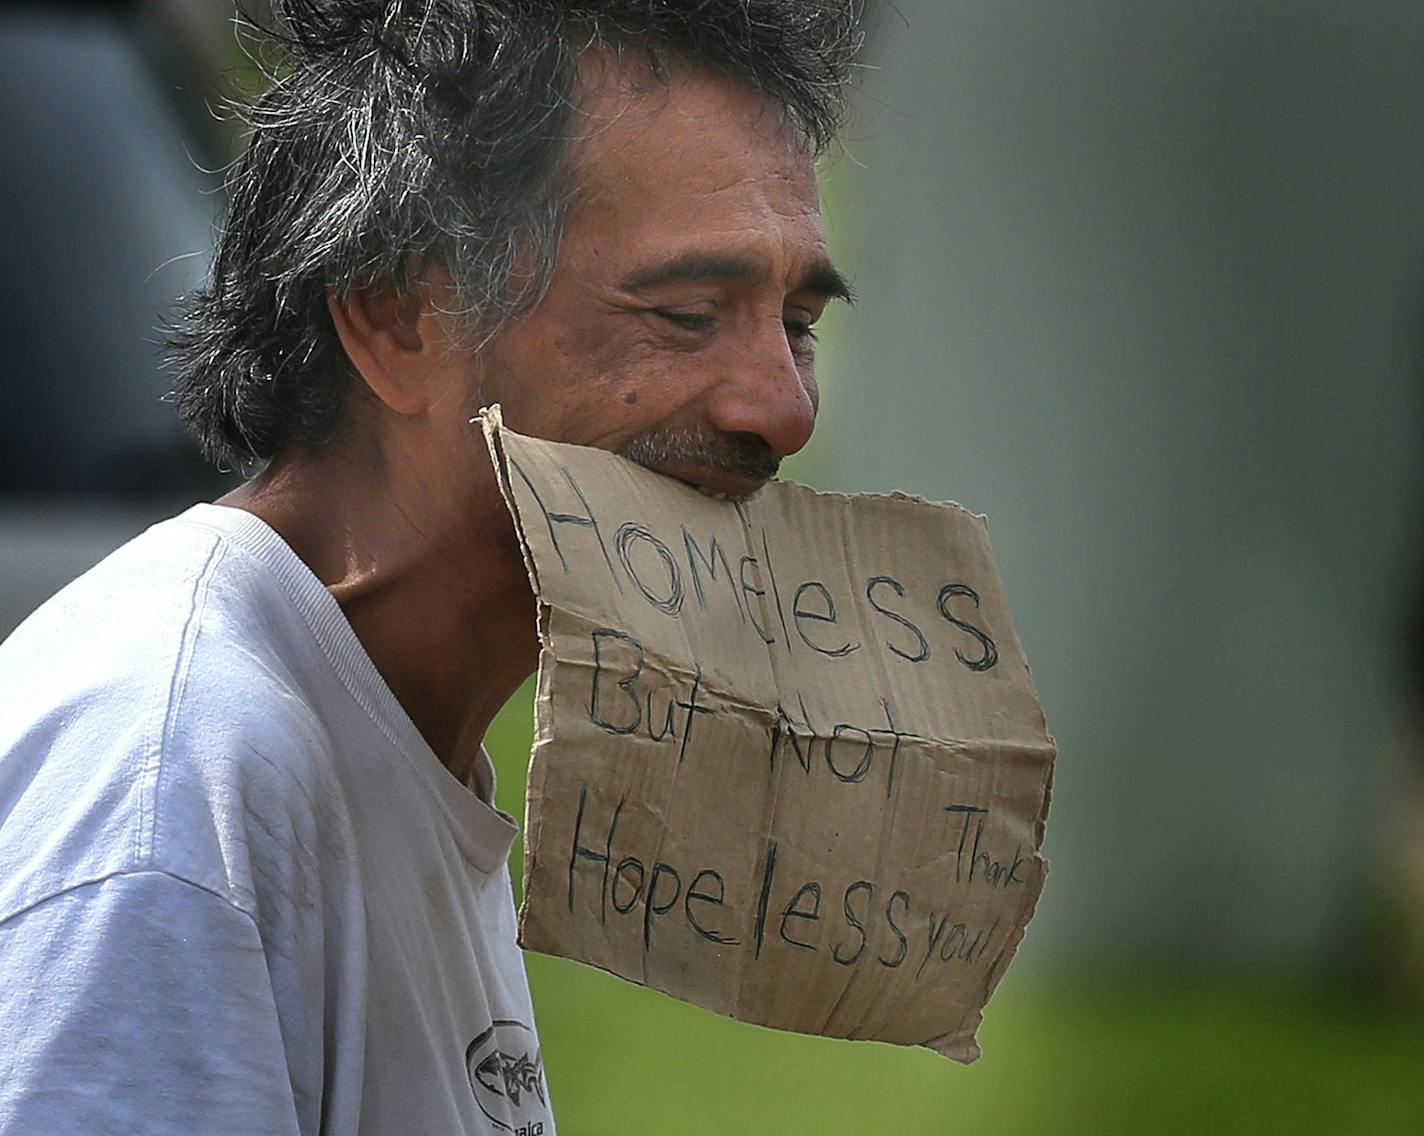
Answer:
620;253;764;291
619;253;855;304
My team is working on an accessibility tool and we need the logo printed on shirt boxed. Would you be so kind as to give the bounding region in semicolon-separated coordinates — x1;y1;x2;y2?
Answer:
465;1018;548;1132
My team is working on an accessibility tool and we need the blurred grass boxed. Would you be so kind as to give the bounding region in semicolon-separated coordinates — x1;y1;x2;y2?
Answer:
487;682;1423;1136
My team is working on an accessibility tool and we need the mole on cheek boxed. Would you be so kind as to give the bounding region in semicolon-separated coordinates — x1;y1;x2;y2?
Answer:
624;391;638;404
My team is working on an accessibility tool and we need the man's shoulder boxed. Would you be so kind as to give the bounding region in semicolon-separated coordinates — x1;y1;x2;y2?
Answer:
0;506;331;750
0;508;349;925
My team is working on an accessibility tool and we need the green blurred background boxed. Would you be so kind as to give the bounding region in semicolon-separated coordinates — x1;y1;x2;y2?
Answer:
4;1;1424;1132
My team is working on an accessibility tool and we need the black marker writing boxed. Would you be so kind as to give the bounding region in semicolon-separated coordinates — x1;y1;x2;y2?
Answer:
792;581;860;657
832;880;874;966
511;459;621;592
589;628;643;735
936;583;998;672
616;523;684;616
682;526;746;622
866;575;930;663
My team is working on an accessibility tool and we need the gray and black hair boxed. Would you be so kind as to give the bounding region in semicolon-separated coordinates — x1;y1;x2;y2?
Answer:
168;0;865;467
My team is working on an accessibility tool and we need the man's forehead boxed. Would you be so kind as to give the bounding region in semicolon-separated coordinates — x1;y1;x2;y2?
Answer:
543;47;834;298
567;48;813;193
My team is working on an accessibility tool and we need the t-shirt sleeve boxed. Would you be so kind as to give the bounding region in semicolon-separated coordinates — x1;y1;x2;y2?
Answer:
0;870;302;1136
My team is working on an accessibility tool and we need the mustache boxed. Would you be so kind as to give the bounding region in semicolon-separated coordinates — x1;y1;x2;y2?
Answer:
616;424;780;485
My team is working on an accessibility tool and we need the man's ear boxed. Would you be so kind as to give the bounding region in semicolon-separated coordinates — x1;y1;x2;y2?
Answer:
327;281;455;416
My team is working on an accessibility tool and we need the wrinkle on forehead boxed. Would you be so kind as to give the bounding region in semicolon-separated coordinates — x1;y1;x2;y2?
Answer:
693;166;821;211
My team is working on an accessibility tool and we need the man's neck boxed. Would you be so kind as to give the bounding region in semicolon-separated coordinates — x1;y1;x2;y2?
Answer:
219;438;539;784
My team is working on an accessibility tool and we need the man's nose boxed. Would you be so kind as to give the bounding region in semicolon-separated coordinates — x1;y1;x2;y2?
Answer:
705;329;818;459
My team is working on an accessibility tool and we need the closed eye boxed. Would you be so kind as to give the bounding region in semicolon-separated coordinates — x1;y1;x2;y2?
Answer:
654;309;717;332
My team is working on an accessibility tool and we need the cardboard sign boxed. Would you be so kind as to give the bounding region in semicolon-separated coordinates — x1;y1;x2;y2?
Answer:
483;408;1054;1062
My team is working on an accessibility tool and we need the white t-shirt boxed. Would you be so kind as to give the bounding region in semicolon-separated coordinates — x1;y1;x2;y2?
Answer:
0;504;555;1136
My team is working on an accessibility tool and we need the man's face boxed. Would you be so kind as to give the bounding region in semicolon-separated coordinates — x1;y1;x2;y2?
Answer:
471;58;849;499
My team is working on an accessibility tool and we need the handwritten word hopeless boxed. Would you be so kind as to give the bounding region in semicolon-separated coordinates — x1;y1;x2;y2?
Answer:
567;787;1024;981
509;459;999;670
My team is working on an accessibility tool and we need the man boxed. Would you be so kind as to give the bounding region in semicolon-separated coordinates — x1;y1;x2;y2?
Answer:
0;1;859;1132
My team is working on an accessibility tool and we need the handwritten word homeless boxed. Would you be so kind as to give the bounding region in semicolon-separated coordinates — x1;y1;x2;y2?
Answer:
484;409;1055;1062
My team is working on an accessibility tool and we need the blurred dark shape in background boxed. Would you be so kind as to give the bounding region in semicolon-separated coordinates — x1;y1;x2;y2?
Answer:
0;0;239;655
0;0;229;502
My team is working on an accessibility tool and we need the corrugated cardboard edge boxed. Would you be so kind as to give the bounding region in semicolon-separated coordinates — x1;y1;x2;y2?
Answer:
480;405;560;937
768;477;986;524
